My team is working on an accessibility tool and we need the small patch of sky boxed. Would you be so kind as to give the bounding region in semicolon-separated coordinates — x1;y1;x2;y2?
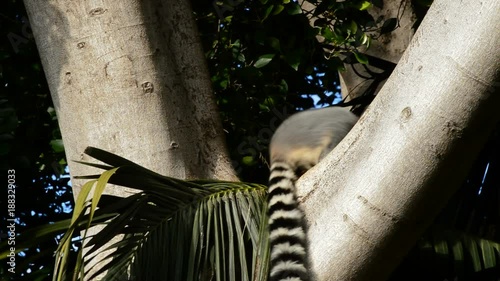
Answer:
477;162;490;195
61;201;73;213
303;73;342;108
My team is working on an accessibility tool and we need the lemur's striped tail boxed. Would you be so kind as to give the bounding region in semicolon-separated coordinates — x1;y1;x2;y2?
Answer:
268;162;310;281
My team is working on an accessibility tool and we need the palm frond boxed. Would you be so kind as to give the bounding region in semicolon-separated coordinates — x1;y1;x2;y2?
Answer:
54;147;269;281
393;226;500;280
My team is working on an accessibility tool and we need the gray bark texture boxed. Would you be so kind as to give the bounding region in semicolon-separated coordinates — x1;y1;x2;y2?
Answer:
23;0;237;190
23;0;237;279
297;0;500;280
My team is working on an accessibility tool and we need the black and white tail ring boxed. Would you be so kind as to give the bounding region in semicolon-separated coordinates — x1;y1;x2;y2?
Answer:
268;162;309;281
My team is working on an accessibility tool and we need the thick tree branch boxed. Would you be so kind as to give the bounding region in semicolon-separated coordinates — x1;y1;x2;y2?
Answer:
298;0;500;280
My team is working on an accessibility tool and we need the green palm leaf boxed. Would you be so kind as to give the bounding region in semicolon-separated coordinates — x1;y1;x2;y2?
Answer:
395;226;500;280
54;147;269;281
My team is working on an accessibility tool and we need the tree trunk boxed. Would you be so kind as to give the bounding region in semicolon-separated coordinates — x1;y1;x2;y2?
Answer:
22;0;237;186
298;0;500;280
22;0;237;279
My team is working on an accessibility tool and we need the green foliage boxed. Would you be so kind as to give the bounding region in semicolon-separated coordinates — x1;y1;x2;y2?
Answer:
1;1;74;280
51;147;268;281
192;0;409;181
194;0;361;182
254;54;276;68
310;0;400;64
0;1;65;172
390;227;500;280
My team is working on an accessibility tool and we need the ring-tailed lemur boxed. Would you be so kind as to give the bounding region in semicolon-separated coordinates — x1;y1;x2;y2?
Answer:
268;106;358;281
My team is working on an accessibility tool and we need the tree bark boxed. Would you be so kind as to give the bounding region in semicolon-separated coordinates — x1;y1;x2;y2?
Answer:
298;0;500;280
22;0;237;187
22;0;237;279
